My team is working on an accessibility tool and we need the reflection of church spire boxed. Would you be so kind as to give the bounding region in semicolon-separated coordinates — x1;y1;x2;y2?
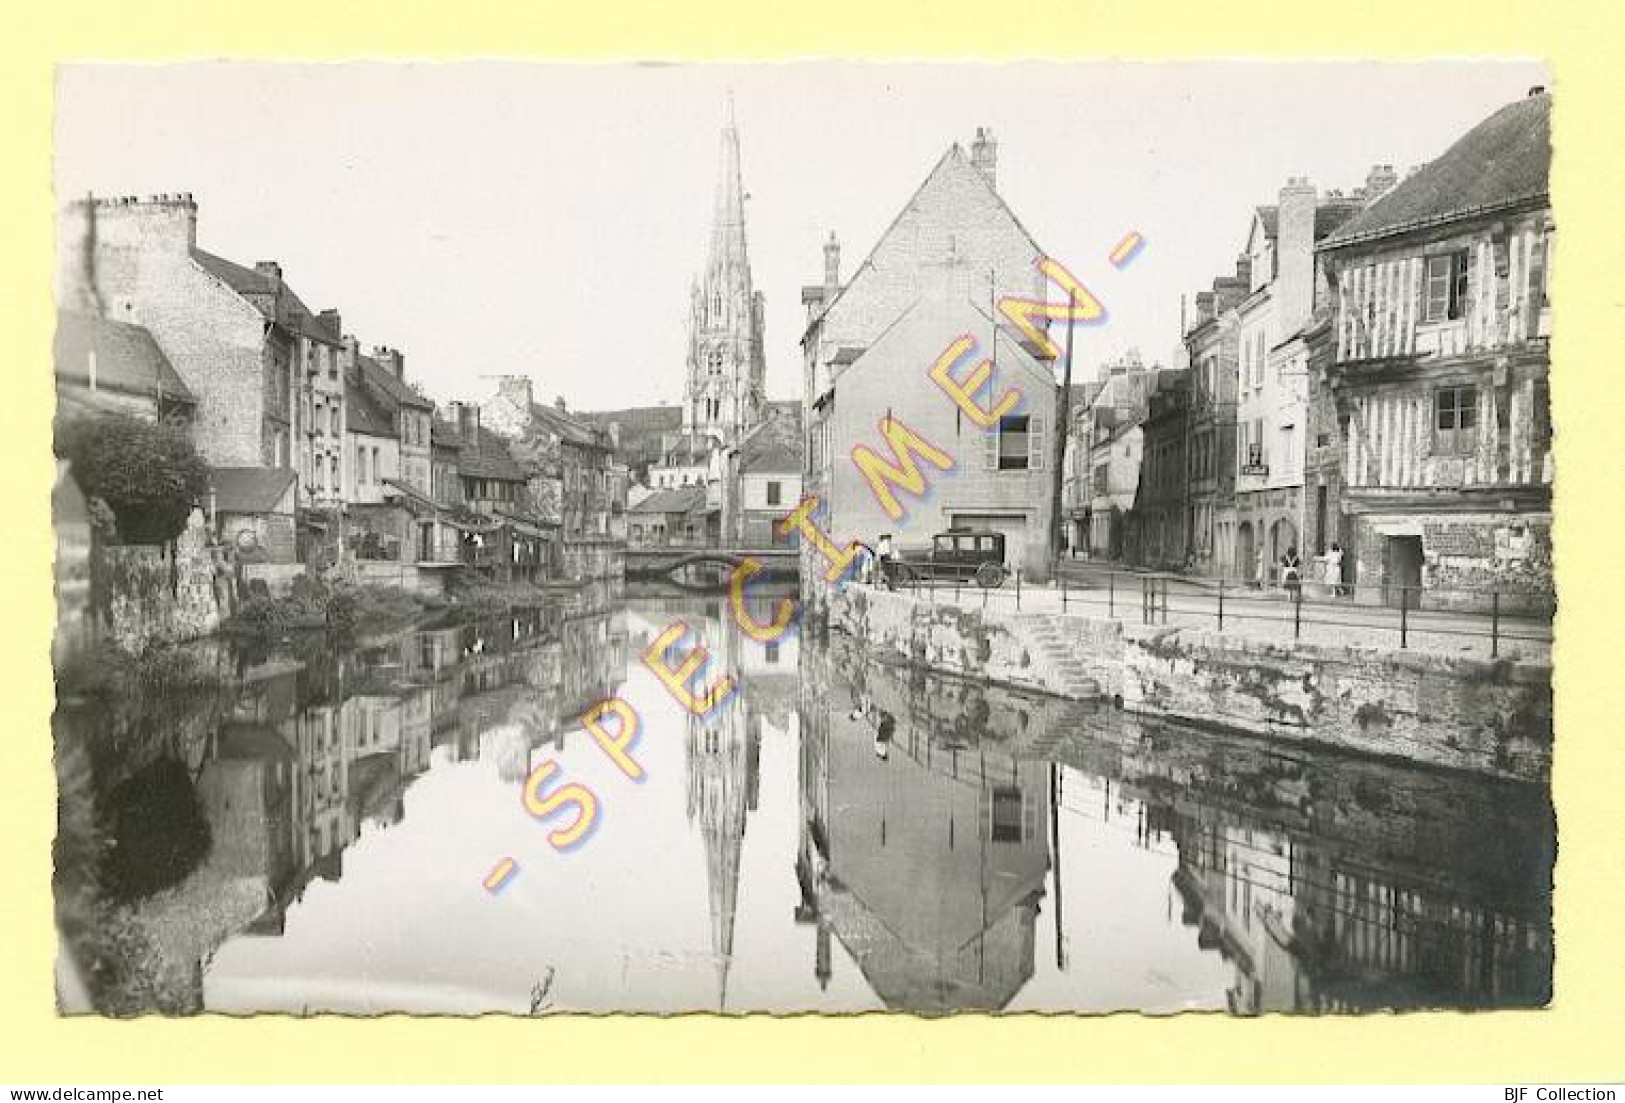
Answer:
685;705;761;1012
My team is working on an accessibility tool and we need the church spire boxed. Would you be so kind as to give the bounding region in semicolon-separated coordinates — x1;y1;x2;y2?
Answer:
710;95;748;274
683;96;766;446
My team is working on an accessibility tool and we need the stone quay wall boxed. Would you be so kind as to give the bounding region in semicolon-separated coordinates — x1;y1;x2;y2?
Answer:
829;585;1552;783
100;511;222;652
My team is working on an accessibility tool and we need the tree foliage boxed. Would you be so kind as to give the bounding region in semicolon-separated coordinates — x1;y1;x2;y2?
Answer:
59;413;210;544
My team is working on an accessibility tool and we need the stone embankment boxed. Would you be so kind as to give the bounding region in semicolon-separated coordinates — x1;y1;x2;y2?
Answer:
829;585;1552;783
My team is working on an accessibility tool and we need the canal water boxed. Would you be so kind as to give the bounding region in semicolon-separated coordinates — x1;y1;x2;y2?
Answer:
53;586;1555;1016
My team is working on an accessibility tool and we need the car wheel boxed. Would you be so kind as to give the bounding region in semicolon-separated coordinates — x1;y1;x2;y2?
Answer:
975;563;1005;589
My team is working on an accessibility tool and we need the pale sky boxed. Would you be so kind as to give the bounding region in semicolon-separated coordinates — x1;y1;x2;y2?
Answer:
55;60;1549;410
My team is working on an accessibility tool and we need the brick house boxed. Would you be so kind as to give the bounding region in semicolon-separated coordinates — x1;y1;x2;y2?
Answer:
1316;90;1553;612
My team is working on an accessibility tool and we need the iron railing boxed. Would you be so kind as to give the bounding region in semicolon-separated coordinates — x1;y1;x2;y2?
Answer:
874;564;1554;658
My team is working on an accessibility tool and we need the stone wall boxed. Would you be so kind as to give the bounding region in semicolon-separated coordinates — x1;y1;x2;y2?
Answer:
561;537;624;582
1121;628;1551;783
830;585;1122;700
100;510;222;652
831;585;1552;783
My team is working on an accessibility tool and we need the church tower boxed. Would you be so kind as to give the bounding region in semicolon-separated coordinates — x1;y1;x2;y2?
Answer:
684;97;766;446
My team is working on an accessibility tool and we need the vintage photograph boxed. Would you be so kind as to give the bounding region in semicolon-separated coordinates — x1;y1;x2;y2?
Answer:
49;61;1555;1016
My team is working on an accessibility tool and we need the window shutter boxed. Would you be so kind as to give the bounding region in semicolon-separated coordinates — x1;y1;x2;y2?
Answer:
1029;414;1046;472
1416;256;1429;330
1462;250;1475;320
985;422;1000;470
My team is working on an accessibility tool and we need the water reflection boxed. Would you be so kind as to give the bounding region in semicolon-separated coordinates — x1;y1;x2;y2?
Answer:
54;583;1552;1015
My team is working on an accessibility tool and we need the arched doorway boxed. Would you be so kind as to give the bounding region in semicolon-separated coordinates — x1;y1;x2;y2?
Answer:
1269;518;1299;575
1235;522;1255;585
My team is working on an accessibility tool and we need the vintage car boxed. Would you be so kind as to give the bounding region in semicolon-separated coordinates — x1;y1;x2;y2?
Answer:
885;528;1009;589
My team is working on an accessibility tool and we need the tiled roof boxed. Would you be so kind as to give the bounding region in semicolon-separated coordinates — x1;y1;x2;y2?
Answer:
357;354;434;410
54;311;195;404
459;426;526;481
1315;200;1362;239
529;402;612;450
211;466;296;514
738;417;802;475
345;375;395;437
1322;92;1551;249
807;144;1047;342
628;485;706;515
192;249;331;340
431;418;463;449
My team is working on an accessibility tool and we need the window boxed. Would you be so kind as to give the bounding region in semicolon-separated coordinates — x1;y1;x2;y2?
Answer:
765;642;779;665
330;455;339;492
990;787;1024;843
1435;385;1478;454
372;447;381;483
766;480;782;506
997;415;1030;471
1424;252;1469;322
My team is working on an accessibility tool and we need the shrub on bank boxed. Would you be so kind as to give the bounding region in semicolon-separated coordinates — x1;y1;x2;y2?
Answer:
447;579;552;617
58;412;210;545
230;579;428;636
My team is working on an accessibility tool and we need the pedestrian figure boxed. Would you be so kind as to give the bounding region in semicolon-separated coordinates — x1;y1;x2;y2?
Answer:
876;533;895;590
1281;545;1303;598
873;708;895;761
1327;542;1346;598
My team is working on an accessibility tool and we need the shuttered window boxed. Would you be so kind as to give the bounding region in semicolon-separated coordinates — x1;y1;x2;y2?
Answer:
996;415;1030;470
1424;252;1469;322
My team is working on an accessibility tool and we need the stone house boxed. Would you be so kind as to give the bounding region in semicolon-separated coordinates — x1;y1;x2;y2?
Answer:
1230;177;1370;586
210;467;298;564
721;408;803;548
1129;371;1191;570
58;195;341;500
1180;262;1249;577
1316;90;1553;612
627;485;709;548
800;129;1059;613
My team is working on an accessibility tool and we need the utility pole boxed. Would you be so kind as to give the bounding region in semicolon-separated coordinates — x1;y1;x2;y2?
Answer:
1049;289;1078;571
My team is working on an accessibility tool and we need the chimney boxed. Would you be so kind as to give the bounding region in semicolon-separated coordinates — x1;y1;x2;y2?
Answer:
456;402;480;443
1234;253;1252;287
970;126;998;189
554;395;568;413
1529;85;1547;97
254;261;283;285
497;375;534;415
823;231;841;299
372;345;404;378
66;193;198;277
1276;176;1317;337
318;308;341;336
1363;164;1399;205
1193;291;1215;327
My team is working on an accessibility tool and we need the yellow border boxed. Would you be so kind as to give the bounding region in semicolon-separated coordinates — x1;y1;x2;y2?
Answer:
4;0;1622;1084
